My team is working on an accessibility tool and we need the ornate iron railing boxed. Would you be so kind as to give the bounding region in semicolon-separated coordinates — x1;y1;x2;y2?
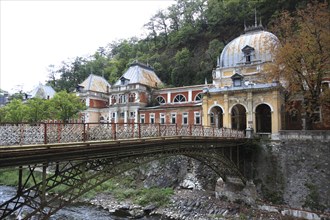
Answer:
0;123;245;146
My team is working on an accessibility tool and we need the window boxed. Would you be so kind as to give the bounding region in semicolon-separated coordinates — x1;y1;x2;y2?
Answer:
156;96;166;105
171;113;176;124
242;45;254;64
182;112;188;125
112;112;116;119
111;95;116;104
195;93;202;102
160;113;165;124
150;113;155;124
194;112;201;124
173;94;186;103
129;93;136;102
233;79;242;87
130;111;135;118
120;112;125;118
140;114;145;123
119;94;126;103
210;112;215;124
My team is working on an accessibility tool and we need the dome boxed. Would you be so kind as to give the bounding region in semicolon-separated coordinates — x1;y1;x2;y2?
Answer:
218;29;279;68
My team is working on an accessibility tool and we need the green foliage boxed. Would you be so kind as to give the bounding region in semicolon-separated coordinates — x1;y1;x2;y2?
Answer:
0;168;43;187
134;187;174;206
45;0;314;90
49;91;86;122
1;91;85;123
3;99;28;123
26;98;50;123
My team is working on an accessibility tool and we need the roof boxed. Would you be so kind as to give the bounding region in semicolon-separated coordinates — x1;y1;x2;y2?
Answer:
28;84;56;99
218;30;279;68
79;74;111;93
113;62;163;88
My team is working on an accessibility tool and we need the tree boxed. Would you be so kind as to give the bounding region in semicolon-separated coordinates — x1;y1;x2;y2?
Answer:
269;1;330;129
172;47;194;86
49;91;86;123
3;99;28;123
26;98;50;123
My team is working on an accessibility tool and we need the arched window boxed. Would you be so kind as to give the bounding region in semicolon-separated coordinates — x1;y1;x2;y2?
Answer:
111;95;116;104
195;93;202;102
119;94;126;103
129;93;136;102
210;112;215;124
156;96;166;104
173;94;186;103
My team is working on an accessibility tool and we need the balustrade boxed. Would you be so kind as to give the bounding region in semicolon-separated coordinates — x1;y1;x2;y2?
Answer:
0;123;245;146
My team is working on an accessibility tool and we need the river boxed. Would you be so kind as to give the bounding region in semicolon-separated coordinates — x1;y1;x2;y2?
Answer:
0;186;165;220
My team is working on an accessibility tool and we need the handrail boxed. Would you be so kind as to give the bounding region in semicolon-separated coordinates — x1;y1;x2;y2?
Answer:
0;122;245;146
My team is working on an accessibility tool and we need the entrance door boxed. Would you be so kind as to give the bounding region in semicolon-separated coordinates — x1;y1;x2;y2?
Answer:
209;106;223;128
231;104;246;131
256;104;272;133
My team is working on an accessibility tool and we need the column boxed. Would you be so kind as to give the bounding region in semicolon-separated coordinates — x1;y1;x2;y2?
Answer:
188;89;192;102
247;91;254;130
223;94;230;128
271;90;280;138
124;110;128;123
135;109;138;123
167;92;171;103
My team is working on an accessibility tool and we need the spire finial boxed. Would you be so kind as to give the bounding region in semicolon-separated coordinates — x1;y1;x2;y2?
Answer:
254;8;257;27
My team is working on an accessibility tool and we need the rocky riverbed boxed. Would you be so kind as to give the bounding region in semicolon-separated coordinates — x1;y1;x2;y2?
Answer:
89;188;329;220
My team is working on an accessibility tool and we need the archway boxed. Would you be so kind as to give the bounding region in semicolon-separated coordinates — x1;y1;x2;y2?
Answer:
255;104;272;133
209;106;223;128
231;104;246;131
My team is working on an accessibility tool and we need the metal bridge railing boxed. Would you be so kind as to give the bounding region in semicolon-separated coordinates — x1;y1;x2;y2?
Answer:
0;123;245;146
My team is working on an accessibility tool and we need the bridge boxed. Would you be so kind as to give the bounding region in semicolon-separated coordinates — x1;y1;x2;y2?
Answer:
0;122;249;219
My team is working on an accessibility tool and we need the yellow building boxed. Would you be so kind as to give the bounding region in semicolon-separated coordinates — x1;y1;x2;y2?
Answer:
202;24;285;139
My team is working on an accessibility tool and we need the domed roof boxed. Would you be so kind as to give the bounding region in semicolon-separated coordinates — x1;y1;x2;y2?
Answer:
218;29;279;68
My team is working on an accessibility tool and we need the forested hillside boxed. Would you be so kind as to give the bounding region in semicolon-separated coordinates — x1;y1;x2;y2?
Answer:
46;0;313;92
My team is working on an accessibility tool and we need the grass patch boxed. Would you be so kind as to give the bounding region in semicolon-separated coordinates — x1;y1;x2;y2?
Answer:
0;169;174;207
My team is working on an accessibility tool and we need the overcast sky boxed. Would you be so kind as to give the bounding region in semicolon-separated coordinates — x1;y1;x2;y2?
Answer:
0;0;174;93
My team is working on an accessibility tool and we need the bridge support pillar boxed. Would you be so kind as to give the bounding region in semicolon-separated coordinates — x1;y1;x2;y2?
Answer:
41;163;48;207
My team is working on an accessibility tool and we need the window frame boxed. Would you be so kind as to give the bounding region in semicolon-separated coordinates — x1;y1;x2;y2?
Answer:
140;114;145;124
150;113;155;124
182;112;188;125
160;113;165;124
173;94;187;103
194;93;202;102
171;113;177;124
194;111;201;125
156;96;166;105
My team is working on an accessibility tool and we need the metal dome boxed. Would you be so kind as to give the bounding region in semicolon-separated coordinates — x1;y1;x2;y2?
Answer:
218;29;279;68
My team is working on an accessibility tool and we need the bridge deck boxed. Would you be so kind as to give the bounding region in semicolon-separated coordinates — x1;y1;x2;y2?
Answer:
0;136;247;168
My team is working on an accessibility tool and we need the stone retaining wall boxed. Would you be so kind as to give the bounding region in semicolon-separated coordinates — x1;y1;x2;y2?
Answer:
279;130;330;141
